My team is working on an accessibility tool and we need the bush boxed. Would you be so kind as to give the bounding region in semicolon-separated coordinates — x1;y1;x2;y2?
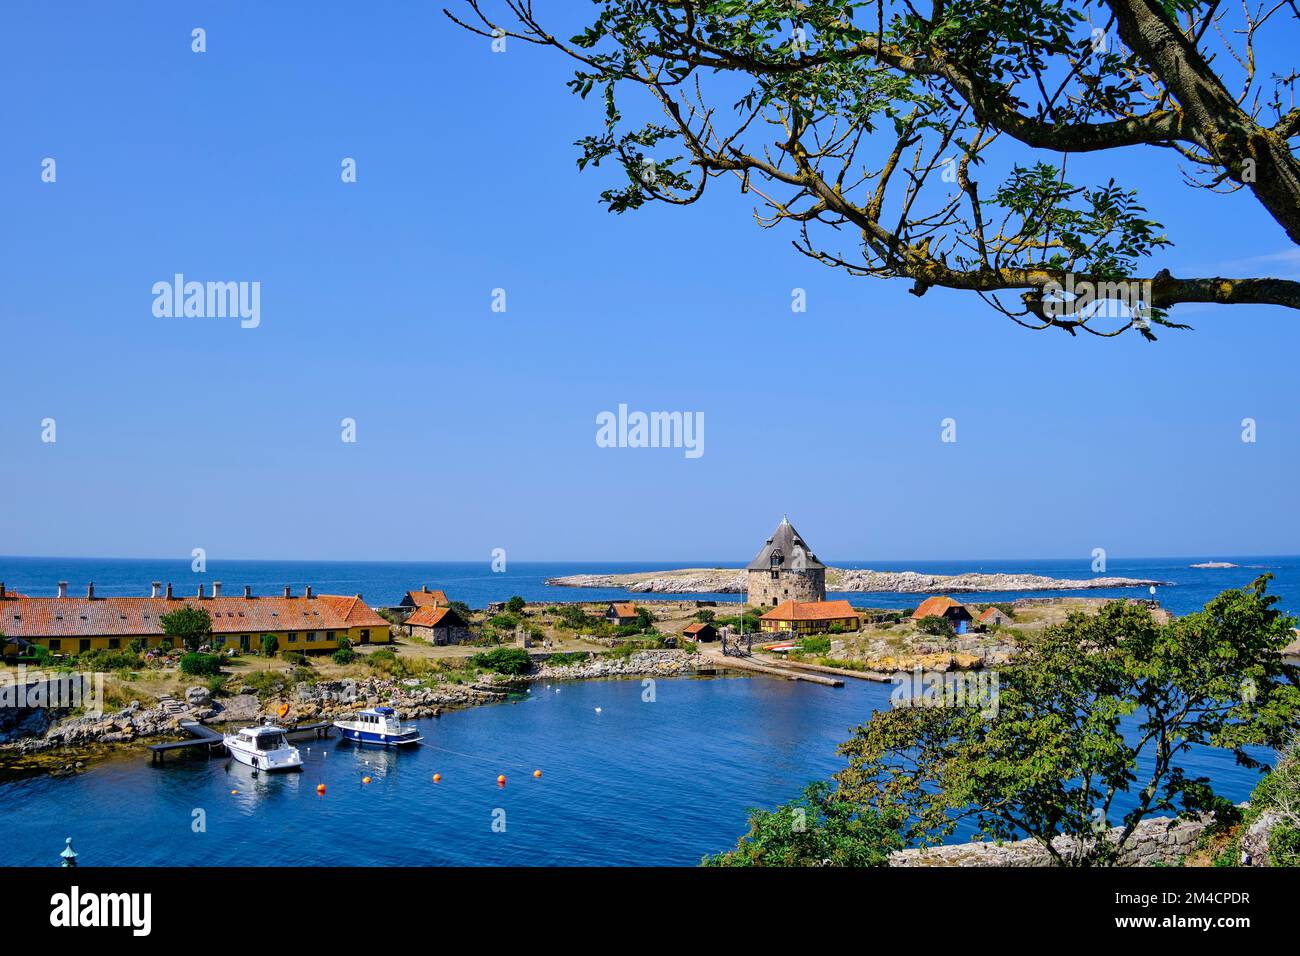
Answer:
556;605;597;630
179;652;222;677
505;595;527;614
798;635;831;655
282;650;309;667
915;615;955;637
547;651;590;666
469;647;532;675
242;671;288;699
488;612;521;632
694;609;716;623
332;647;356;665
260;634;279;657
77;649;145;672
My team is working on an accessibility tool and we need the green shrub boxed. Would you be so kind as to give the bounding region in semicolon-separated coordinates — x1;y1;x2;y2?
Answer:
260;633;279;657
469;647;532;675
77;649;144;672
242;670;288;699
179;652;222;677
506;595;527;614
915;615;955;637
547;651;590;666
332;647;356;665
488;612;521;632
799;635;832;655
282;650;309;667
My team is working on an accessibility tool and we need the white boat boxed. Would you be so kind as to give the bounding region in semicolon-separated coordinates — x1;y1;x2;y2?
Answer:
333;706;423;747
223;725;303;772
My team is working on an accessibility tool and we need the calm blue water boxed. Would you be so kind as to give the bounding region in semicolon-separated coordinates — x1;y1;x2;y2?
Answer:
2;554;1299;616
0;675;1272;866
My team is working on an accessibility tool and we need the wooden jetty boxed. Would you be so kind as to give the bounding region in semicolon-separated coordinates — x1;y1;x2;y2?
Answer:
148;720;225;763
149;719;333;763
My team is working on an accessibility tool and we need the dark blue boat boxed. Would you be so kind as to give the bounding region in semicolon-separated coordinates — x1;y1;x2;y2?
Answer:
333;706;423;747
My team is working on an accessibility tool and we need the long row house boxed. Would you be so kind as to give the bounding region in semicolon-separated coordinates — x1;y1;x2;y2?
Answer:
0;580;390;656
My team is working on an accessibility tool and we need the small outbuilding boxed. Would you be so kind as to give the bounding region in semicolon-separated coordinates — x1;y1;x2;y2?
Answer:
977;606;1011;628
405;606;471;646
400;586;449;611
683;622;717;643
604;602;639;626
911;596;974;633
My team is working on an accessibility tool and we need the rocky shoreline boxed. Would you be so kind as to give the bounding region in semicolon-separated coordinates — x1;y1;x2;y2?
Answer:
546;567;1168;594
0;651;701;757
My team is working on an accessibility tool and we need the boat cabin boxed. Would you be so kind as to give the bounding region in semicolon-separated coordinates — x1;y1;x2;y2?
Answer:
237;727;290;751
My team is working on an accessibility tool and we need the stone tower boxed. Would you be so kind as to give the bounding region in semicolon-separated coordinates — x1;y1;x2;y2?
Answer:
746;516;826;606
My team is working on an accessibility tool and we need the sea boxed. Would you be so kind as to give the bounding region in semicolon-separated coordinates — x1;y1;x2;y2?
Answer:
2;554;1298;615
0;554;1296;866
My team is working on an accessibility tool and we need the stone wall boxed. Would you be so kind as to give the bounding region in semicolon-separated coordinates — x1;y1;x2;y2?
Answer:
888;816;1210;867
746;567;826;606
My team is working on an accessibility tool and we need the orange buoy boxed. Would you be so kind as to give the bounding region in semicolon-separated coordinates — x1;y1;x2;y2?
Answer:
362;775;371;784
432;773;441;783
497;774;506;786
533;769;542;778
230;790;238;795
278;703;290;718
316;783;326;795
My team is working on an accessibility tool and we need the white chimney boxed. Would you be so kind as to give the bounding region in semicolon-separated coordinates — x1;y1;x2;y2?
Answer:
283;586;292;598
197;583;205;599
244;585;252;599
166;582;174;599
57;581;68;599
86;583;95;599
212;581;222;598
305;585;313;599
151;581;162;598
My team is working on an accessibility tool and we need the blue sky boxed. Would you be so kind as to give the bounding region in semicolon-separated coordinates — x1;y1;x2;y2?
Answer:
2;1;1298;563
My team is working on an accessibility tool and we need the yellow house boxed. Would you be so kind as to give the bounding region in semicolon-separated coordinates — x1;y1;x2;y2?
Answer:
758;599;860;635
0;581;390;655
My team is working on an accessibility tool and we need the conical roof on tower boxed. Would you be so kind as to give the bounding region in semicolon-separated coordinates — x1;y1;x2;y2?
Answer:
746;516;826;571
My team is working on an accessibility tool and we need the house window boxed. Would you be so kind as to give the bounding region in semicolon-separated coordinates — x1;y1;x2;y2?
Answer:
109;638;121;649
361;629;369;642
80;639;91;652
288;634;297;643
49;639;61;651
327;631;336;642
306;632;317;643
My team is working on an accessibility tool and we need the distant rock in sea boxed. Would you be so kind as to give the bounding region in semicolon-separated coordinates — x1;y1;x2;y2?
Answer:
546;567;1169;594
1189;561;1238;569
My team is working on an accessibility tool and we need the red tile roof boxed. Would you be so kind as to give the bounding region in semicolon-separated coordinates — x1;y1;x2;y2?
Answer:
760;599;858;623
683;622;714;635
404;589;449;608
2;592;387;639
316;594;389;628
977;606;1004;622
406;606;466;628
609;602;638;618
911;596;964;620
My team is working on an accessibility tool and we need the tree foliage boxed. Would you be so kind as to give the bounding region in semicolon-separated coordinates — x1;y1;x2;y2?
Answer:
159;605;213;653
702;780;904;865
448;0;1300;337
836;577;1300;865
